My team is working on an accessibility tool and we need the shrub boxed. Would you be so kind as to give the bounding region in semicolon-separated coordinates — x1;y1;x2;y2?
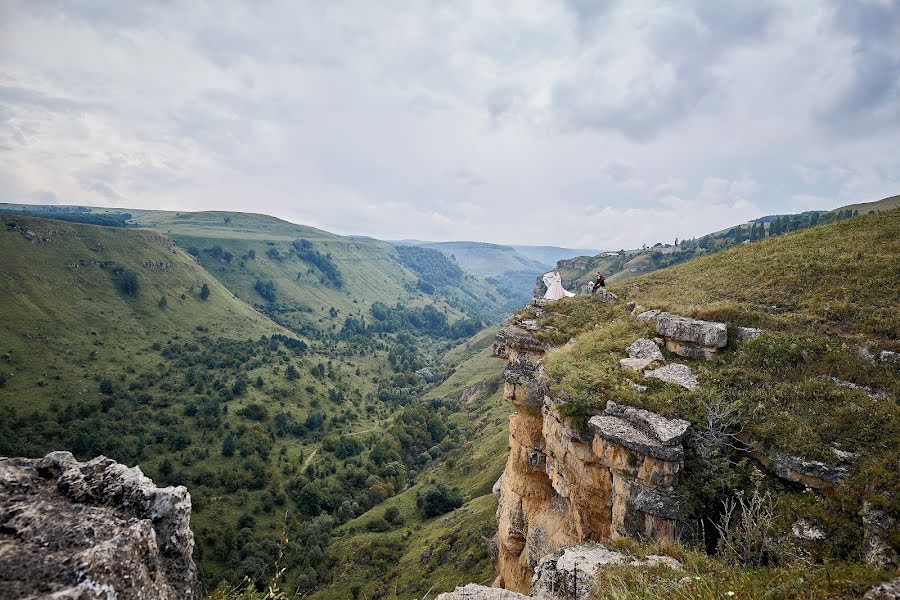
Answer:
238;403;268;421
416;481;463;518
116;270;139;296
715;484;796;567
199;283;210;300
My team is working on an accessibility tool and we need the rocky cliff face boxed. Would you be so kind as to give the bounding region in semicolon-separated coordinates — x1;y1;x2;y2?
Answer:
0;451;198;600
490;302;687;593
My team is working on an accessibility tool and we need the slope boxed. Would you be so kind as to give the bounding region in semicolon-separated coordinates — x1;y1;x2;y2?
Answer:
550;194;899;293
398;240;550;277
512;209;899;591
309;327;510;600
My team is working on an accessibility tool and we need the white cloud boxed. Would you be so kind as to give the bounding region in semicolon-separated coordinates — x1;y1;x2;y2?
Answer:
0;0;897;249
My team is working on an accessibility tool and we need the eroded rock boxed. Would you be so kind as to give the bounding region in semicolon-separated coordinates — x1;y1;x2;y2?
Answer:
864;577;900;600
736;326;762;341
531;543;680;600
0;451;198;600
625;339;664;362
644;364;698;390
436;584;534;600
656;313;727;360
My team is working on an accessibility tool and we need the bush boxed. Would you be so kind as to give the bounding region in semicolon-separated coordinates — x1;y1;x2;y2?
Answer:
238;403;268;421
416;481;463;518
715;484;796;567
199;283;210;300
99;379;114;395
116;270;139;296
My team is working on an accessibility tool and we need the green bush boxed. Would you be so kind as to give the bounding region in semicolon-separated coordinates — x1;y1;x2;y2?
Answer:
416;481;463;518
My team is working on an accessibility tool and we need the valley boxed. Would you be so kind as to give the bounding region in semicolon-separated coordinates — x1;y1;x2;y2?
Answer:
1;201;898;599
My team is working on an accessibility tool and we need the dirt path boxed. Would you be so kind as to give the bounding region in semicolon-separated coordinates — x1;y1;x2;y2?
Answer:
302;447;318;469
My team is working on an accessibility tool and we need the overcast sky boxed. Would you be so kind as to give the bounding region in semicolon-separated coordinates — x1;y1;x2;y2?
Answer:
1;1;898;248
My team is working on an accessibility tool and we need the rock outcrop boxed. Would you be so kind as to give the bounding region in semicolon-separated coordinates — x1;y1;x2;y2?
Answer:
0;451;198;600
436;584;534;600
655;312;727;360
492;318;687;594
531;543;680;600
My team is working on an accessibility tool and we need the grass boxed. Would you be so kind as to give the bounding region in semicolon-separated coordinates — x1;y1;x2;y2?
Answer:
617;209;900;340
518;212;899;580
309;343;510;599
590;540;889;600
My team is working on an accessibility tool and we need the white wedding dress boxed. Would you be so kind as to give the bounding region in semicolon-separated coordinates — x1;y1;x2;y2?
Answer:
542;271;575;300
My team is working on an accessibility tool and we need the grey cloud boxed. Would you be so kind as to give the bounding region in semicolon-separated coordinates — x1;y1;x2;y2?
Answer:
818;0;900;135
552;1;776;141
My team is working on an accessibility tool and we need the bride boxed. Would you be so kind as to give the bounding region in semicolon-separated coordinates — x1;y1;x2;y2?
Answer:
542;269;575;300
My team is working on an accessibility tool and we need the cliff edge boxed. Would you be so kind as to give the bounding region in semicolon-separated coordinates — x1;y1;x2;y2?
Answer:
0;451;198;600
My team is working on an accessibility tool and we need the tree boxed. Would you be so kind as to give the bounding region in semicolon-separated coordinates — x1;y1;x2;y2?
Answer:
286;364;299;381
158;296;167;309
222;433;236;457
117;271;139;296
199;283;210;300
416;481;463;517
99;378;114;395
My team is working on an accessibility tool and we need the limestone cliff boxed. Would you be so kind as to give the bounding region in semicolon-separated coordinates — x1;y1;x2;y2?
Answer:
490;301;688;593
0;451;198;600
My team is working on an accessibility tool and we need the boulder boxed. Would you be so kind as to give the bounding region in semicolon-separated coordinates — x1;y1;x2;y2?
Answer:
655;313;727;348
643;364;699;390
880;350;899;364
531;543;680;600
589;416;684;462
655;313;727;359
625;338;664;362
736;326;762;341
592;288;618;304
0;452;198;600
864;577;900;600
604;401;690;446
863;501;899;569
634;309;660;322
436;584;534;600
619;357;655;372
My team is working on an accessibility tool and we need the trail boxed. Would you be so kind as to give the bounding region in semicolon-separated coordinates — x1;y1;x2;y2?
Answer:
302;448;318;469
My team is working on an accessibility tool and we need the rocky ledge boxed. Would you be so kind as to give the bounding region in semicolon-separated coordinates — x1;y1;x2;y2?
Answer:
0;451;198;600
492;313;689;593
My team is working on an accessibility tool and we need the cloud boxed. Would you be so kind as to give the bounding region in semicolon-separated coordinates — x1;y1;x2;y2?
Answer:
0;0;897;249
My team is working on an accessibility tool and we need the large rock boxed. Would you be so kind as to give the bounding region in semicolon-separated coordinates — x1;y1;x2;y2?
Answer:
864;577;900;600
531;543;680;600
644;364;699;390
655;313;728;348
863;501;899;569
625;339;664;362
655;313;727;360
0;451;198;600
436;584;534;600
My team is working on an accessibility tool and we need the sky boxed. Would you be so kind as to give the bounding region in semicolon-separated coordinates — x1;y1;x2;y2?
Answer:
1;1;898;249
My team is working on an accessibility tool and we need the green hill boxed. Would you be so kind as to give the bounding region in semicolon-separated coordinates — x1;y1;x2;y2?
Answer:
0;211;513;595
512;210;899;594
551;195;900;293
397;240;549;277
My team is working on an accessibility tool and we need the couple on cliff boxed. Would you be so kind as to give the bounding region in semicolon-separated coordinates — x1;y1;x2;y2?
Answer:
542;269;606;300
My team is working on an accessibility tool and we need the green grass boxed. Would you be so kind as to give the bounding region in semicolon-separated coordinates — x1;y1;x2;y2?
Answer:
309;342;510;599
618;209;900;339
519;212;900;575
589;539;889;600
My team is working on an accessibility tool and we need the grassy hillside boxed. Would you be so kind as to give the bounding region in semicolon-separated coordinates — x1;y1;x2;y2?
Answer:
308;331;509;600
836;193;900;215
512;210;899;594
552;195;899;292
0;214;284;407
399;240;549;277
0;211;520;597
